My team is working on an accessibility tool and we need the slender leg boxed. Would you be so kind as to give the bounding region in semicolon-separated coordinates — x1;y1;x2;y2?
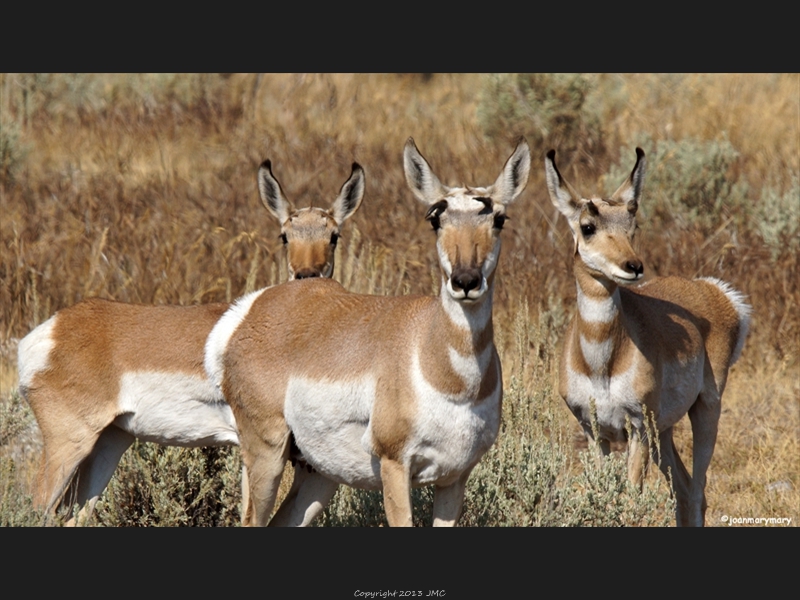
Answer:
583;425;610;467
67;425;135;526
687;395;721;527
627;428;650;490
656;427;692;527
432;472;470;527
37;427;101;519
269;466;339;527
242;431;292;527
240;465;250;527
380;458;412;527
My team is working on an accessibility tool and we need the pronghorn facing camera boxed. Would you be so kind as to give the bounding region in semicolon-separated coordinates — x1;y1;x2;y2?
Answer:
545;147;751;527
206;137;531;526
17;160;365;525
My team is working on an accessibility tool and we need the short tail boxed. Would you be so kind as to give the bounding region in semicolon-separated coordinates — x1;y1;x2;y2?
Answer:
699;277;752;364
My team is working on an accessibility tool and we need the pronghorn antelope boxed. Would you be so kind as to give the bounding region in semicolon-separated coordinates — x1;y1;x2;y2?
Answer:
17;159;365;524
545;147;751;527
205;137;531;527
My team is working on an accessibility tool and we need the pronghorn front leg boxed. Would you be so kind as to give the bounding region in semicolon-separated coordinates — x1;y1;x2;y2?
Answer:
626;428;650;489
582;424;611;467
241;429;292;527
380;458;412;527
432;471;470;527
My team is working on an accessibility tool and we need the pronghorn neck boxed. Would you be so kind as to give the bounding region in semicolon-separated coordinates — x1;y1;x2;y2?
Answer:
573;258;625;376
439;272;495;337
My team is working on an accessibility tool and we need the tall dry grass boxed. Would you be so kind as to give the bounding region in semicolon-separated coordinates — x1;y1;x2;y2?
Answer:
1;73;797;526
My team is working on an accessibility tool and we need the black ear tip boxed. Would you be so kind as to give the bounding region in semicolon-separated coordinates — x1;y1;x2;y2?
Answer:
546;149;556;160
351;162;363;173
259;159;272;172
635;147;645;158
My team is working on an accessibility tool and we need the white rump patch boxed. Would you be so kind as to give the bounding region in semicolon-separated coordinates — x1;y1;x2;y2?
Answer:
204;288;267;389
114;371;238;446
17;315;57;393
697;277;752;363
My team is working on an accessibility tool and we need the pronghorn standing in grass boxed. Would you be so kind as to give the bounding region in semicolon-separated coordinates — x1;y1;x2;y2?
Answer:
205;137;531;526
545;147;751;526
17;160;365;525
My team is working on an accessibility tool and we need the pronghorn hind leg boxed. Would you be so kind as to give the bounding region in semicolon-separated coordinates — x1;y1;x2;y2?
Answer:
432;471;470;527
67;425;135;526
380;458;412;527
687;393;721;527
268;466;339;527
655;427;692;526
37;426;101;520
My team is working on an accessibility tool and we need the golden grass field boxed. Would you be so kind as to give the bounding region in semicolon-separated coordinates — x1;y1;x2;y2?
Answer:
0;73;797;526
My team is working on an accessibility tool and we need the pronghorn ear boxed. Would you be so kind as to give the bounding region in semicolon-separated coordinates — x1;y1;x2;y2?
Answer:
491;137;531;205
610;147;646;213
331;162;365;225
258;160;292;224
403;137;447;205
545;149;582;217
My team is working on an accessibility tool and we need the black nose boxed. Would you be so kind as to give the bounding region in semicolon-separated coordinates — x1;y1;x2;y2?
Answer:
451;269;481;294
295;269;321;280
626;260;644;277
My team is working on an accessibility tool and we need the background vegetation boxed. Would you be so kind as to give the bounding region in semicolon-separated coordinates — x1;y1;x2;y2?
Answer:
1;73;797;526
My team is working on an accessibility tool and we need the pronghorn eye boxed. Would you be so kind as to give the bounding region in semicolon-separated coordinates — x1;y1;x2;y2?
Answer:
425;200;448;232
330;232;339;245
580;223;596;237
493;214;508;230
280;233;288;245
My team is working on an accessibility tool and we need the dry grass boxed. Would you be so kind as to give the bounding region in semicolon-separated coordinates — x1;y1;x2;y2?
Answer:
1;73;797;526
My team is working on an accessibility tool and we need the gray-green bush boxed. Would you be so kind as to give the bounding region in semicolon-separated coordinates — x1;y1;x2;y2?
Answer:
477;73;604;161
605;135;749;232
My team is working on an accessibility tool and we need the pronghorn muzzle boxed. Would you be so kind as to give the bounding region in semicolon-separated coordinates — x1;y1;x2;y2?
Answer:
294;268;323;280
625;259;644;279
450;266;482;297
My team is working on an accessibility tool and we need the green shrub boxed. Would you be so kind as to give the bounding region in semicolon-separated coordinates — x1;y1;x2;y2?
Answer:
477;73;604;159
95;443;242;527
0;121;27;184
606;135;749;232
755;176;800;259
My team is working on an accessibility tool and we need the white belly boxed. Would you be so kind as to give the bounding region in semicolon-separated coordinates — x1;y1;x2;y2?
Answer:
113;371;239;446
285;353;502;490
284;375;381;489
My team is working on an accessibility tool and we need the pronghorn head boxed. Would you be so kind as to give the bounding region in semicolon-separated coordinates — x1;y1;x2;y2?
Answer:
258;161;365;280
403;137;530;303
545;148;647;285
